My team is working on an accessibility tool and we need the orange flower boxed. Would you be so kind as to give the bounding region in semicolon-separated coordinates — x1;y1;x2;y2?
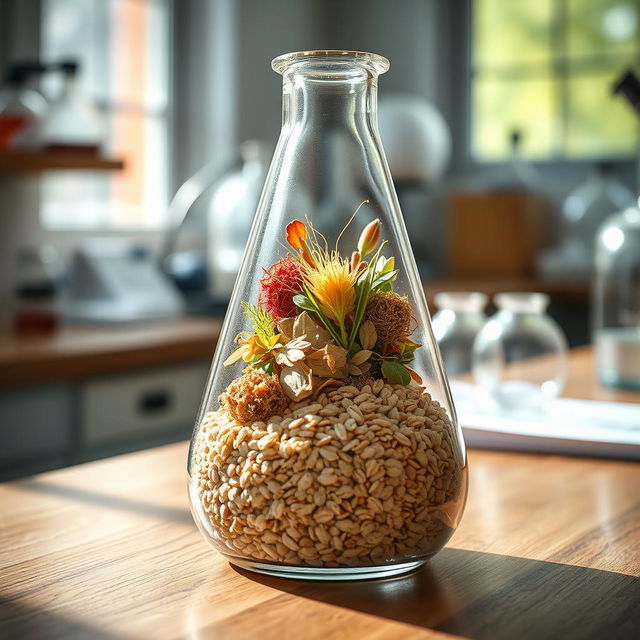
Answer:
286;220;307;249
286;220;317;267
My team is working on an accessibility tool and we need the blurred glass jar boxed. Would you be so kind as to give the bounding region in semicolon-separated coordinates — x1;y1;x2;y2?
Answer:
473;293;567;410
593;206;640;390
432;292;488;376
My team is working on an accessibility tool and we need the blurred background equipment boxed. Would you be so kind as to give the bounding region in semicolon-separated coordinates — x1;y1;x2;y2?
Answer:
472;293;568;411
378;94;451;183
432;292;488;376
162;140;271;311
38;60;104;153
63;240;184;322
537;162;635;280
0;61;48;148
13;245;64;336
593;68;640;391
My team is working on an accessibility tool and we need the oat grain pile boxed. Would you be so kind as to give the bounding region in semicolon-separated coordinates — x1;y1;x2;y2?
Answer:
191;378;464;567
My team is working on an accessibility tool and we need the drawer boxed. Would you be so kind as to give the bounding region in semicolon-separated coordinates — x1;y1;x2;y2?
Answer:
0;384;72;464
81;361;210;447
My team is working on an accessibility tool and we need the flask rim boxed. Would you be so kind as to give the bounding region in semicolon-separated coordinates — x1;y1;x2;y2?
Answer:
272;50;390;76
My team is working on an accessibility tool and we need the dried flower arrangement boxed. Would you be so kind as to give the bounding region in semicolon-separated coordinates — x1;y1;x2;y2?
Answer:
222;203;423;422
190;203;465;570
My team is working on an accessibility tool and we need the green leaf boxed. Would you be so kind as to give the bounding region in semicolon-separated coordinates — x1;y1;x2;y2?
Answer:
381;361;411;385
372;269;399;290
293;294;316;312
376;256;395;275
241;302;275;342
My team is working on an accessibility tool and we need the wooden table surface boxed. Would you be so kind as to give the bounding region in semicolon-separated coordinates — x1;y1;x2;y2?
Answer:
1;349;639;639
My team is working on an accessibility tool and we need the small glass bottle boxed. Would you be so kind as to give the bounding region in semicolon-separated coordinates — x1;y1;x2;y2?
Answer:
39;60;103;153
473;293;567;410
593;207;640;390
432;292;488;376
13;246;64;337
0;63;48;149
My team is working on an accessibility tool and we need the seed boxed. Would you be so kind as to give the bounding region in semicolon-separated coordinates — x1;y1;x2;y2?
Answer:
318;470;338;486
319;446;338;461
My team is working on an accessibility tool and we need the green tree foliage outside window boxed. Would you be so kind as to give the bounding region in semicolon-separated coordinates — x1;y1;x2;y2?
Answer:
472;0;640;160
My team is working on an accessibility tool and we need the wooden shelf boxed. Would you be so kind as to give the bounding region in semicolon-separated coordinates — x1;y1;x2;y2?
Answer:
0;149;124;172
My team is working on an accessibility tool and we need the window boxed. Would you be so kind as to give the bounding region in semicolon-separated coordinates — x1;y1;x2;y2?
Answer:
40;0;170;229
471;0;640;160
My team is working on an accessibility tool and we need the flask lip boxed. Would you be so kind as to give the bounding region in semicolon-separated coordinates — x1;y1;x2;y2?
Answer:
434;291;488;313
272;50;390;76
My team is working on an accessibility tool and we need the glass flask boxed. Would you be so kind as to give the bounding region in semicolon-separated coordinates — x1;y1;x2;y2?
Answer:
188;51;467;581
538;163;635;280
593;207;640;390
472;293;567;411
432;292;488;376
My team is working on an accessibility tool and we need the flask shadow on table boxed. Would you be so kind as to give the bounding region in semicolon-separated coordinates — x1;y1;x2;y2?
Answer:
232;547;640;640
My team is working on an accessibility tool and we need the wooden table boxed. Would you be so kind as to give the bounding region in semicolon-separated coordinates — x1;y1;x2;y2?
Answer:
1;350;639;639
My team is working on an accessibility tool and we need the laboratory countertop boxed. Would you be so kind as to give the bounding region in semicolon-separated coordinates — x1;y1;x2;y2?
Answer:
1;348;638;639
0;317;222;386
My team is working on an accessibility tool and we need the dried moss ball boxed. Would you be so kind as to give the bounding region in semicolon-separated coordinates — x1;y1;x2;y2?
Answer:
365;291;412;349
222;370;288;423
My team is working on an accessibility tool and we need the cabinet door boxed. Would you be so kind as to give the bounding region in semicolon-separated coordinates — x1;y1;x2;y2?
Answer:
0;384;72;464
81;361;209;447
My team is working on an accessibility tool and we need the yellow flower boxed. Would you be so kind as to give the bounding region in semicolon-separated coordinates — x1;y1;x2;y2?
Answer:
303;255;356;327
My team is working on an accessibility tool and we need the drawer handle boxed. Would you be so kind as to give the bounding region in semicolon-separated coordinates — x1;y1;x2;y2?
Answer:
138;389;173;414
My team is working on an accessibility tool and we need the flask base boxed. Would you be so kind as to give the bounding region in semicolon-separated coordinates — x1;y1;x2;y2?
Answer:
230;558;426;581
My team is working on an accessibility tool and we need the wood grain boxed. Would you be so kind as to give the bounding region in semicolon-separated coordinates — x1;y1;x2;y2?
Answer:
0;317;221;387
1;349;639;639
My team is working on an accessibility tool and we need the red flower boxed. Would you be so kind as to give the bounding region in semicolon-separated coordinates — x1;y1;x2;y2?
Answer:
258;256;304;320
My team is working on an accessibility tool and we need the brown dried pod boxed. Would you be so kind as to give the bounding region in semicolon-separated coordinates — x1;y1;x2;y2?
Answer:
221;370;288;423
364;291;412;350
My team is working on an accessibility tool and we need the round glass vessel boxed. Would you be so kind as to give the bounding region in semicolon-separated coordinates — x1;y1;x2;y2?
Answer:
593;206;640;390
432;292;488;376
472;293;567;411
188;51;467;581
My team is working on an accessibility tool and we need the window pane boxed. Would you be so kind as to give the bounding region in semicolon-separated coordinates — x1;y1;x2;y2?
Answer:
474;0;554;67
473;74;557;159
107;111;168;227
109;0;169;110
565;66;638;156
567;0;640;60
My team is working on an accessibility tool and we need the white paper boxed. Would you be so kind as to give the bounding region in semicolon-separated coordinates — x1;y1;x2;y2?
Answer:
451;381;640;460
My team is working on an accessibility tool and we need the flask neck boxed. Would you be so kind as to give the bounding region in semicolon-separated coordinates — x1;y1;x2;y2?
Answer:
281;68;378;130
